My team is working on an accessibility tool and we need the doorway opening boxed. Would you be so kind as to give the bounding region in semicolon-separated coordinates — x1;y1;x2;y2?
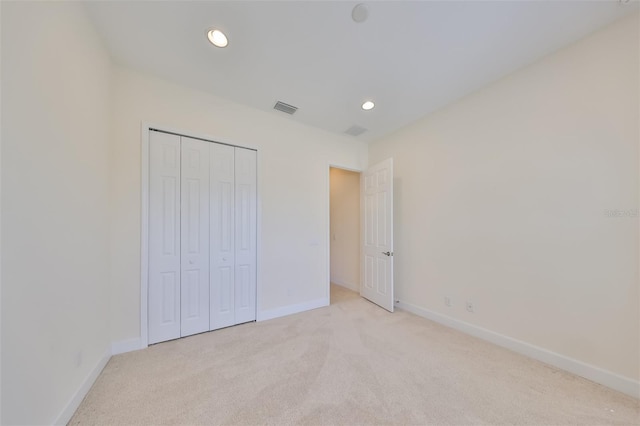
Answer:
329;166;362;305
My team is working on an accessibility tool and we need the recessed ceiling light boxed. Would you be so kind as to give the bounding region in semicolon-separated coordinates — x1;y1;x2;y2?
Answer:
207;29;228;48
362;100;375;111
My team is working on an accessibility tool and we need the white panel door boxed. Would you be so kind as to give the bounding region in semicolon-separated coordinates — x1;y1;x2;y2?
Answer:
234;148;257;324
180;137;211;337
149;131;181;344
210;143;236;330
361;158;394;312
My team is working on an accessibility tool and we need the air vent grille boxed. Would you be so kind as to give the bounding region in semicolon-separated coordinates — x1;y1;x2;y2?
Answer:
344;125;367;137
273;101;298;115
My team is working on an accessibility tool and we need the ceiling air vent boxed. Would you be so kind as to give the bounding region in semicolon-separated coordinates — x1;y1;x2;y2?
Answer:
344;125;367;137
273;101;298;115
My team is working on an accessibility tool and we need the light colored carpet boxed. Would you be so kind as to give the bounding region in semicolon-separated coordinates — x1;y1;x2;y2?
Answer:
70;284;639;425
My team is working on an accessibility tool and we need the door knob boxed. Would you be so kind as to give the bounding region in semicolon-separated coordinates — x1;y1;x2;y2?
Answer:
382;251;393;256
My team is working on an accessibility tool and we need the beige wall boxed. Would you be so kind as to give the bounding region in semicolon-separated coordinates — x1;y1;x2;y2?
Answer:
330;168;361;291
369;14;639;381
1;2;112;424
110;67;368;344
2;3;638;423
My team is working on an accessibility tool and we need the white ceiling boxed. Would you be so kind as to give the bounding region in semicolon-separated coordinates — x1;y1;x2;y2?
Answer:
85;1;637;143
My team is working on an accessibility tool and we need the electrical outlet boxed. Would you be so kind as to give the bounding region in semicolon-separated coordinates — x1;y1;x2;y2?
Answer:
444;296;452;307
75;350;83;367
466;301;474;313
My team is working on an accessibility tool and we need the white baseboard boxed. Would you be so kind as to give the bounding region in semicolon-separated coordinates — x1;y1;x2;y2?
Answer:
331;279;359;292
53;348;111;425
396;300;640;399
111;337;145;355
257;297;328;322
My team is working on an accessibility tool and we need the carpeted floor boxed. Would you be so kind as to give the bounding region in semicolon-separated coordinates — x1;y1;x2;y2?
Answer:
70;284;639;425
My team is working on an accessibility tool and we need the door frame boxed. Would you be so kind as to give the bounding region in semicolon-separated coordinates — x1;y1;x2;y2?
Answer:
326;163;364;302
140;122;261;348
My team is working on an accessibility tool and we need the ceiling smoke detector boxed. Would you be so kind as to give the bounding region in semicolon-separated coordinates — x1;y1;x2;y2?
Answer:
273;101;298;115
352;4;369;23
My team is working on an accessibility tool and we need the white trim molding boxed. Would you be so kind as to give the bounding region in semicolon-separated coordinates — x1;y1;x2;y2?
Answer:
53;349;111;425
396;300;640;399
257;297;328;322
140;123;150;349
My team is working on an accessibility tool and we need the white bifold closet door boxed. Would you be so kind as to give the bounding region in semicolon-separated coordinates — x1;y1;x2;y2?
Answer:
180;137;211;337
209;144;257;329
149;131;181;345
209;143;235;329
149;130;257;345
233;148;258;324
